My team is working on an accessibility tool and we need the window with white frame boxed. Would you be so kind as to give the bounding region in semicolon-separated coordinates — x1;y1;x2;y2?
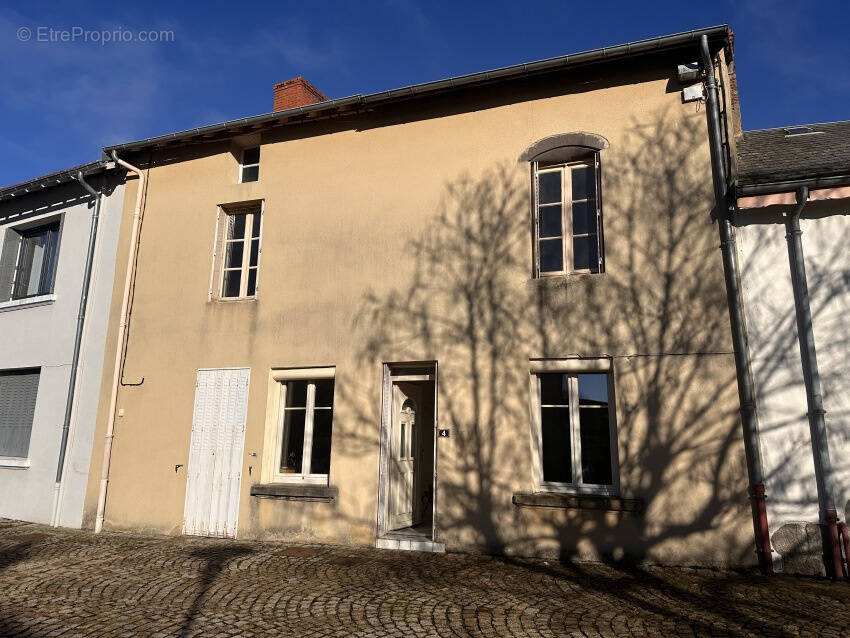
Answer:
531;363;617;494
214;205;262;299
266;369;335;484
0;220;61;303
239;147;260;183
534;157;603;275
0;368;40;459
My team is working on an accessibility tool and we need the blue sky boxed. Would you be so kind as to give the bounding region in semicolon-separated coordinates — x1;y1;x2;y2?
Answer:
1;0;848;186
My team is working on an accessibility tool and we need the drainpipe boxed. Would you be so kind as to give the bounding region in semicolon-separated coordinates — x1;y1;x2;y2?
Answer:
94;152;146;533
50;170;103;527
699;35;774;574
786;186;845;579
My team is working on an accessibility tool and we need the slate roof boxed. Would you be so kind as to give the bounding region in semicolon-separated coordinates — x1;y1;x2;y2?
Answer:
736;120;850;187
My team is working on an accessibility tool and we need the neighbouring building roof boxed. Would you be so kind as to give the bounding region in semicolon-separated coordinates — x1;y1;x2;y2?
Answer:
736;120;850;188
0;160;110;203
103;25;730;155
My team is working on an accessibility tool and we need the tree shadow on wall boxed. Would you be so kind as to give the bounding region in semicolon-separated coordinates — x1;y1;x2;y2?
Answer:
326;108;827;631
339;108;806;569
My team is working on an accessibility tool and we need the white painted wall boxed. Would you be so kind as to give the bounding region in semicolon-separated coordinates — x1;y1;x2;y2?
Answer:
0;176;124;527
737;200;850;546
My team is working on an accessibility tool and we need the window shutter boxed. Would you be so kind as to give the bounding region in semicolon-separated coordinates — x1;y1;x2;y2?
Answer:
0;229;20;303
0;369;40;458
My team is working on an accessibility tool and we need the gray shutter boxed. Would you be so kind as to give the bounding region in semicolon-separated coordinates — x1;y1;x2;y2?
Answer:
0;228;20;303
0;369;40;458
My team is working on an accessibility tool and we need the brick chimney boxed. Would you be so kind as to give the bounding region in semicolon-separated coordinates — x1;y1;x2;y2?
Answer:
273;77;327;111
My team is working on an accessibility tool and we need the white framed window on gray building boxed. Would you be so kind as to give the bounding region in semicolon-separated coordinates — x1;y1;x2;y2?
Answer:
529;359;618;495
0;368;40;462
239;147;260;183
533;158;603;276
262;368;335;485
210;203;263;300
0;219;61;302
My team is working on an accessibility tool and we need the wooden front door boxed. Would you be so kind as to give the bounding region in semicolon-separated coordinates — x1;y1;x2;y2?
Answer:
389;382;418;530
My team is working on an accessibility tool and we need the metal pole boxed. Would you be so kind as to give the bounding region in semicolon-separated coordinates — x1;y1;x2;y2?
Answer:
51;171;103;526
785;186;845;578
699;35;773;574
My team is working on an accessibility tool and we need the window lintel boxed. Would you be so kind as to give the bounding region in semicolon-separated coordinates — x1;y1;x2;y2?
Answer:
519;132;609;164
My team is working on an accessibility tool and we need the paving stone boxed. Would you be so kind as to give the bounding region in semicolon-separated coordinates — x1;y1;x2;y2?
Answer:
0;522;849;636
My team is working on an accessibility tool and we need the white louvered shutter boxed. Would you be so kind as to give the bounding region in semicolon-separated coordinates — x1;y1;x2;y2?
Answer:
183;368;250;538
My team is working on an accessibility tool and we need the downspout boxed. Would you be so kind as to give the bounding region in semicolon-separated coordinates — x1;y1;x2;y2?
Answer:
51;170;103;527
699;35;774;574
785;186;845;579
94;152;146;533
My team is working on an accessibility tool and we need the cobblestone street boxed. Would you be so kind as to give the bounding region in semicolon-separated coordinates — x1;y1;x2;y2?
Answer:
1;521;849;637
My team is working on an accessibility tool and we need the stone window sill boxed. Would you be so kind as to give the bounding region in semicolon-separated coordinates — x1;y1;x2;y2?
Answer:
0;457;31;469
512;491;644;513
250;483;337;502
0;294;56;313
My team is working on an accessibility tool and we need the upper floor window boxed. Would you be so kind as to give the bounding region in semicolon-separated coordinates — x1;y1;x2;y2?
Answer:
212;204;262;300
534;159;602;275
520;132;608;277
0;219;61;303
240;147;260;183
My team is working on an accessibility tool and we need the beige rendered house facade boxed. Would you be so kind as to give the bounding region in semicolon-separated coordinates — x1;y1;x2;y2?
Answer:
82;26;757;566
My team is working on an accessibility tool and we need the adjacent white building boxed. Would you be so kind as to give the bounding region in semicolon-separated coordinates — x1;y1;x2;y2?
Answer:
735;121;850;575
0;161;125;527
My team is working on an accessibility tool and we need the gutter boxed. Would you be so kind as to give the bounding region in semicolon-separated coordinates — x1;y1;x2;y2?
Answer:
51;170;104;527
785;187;846;579
104;25;729;155
0;161;106;202
699;35;774;574
737;174;850;197
94;152;146;533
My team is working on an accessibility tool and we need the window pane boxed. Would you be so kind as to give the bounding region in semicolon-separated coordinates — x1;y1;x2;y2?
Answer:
249;239;259;267
578;374;612;486
400;422;406;460
251;213;261;238
242;147;260;165
280;409;305;473
285;381;308;408
538;171;561;205
539;373;569;405
25;233;46;296
310;408;333;475
40;227;59;294
572;164;596;201
228;214;246;240
314;379;335;407
538;204;562;238
573;234;599;272
538;238;563;273
579;406;612;485
541;407;571;483
246;268;257;296
224;240;243;269
578;374;608;405
221;270;241;297
572;200;596;236
241;165;259;183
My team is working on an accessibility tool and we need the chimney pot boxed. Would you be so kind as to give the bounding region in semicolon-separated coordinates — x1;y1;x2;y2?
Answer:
273;77;327;112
